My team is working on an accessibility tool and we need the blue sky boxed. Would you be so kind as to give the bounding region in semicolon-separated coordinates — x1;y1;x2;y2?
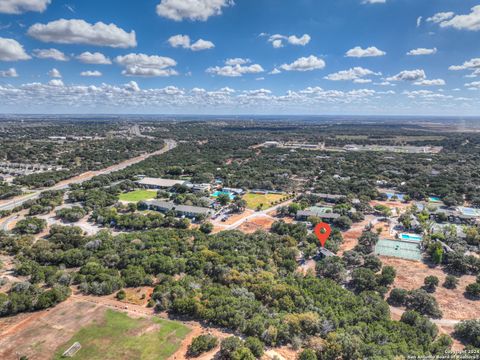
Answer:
0;0;479;115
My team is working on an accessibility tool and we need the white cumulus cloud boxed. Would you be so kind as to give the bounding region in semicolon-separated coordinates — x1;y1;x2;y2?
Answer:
324;67;380;81
426;12;455;24
28;19;137;48
0;0;50;14
33;48;69;61
439;6;480;31
115;53;178;77
168;34;214;51
387;69;426;82
48;68;61;78
449;58;480;71
206;58;264;77
267;34;311;48
0;68;18;77
345;46;386;57
76;51;112;64
280;55;325;72
80;70;102;77
414;79;446;86
407;48;437;56
0;37;31;61
362;0;386;4
156;0;234;21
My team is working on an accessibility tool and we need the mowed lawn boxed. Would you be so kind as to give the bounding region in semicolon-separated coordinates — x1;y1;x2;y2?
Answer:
53;310;190;360
119;189;157;202
243;192;286;210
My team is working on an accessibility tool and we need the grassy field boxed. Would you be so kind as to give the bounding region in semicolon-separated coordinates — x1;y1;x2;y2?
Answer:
243;192;286;210
119;189;157;202
53;310;190;360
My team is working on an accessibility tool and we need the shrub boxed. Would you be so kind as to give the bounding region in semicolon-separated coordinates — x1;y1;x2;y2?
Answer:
116;289;126;300
423;276;439;293
187;334;218;357
388;288;408;307
465;282;480;299
443;275;459;289
244;337;264;358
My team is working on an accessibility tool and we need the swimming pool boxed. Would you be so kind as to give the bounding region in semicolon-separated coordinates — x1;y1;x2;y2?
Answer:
400;233;422;242
211;191;235;200
429;196;441;203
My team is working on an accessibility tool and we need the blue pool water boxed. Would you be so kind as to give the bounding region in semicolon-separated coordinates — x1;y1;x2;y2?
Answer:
400;233;422;242
429;196;441;202
212;191;235;200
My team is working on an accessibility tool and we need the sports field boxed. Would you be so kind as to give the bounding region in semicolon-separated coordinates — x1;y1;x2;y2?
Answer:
53;310;190;360
243;192;286;210
119;189;157;202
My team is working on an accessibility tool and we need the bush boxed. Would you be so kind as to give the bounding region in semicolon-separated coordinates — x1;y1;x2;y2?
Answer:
13;217;47;235
187;334;218;357
465;282;480;299
244;337;264;358
378;266;396;286
298;349;317;360
116;289;126;300
220;337;243;359
454;320;480;347
443;275;459;289
405;289;443;319
200;222;214;234
423;276;439;293
388;288;408;307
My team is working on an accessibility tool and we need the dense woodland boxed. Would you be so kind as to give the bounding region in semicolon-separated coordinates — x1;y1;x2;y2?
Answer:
2;118;480;357
0;226;452;358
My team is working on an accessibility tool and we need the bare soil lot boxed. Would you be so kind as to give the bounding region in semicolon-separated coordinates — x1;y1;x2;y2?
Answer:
222;209;255;225
381;257;480;321
238;216;276;233
339;215;376;255
0;299;105;360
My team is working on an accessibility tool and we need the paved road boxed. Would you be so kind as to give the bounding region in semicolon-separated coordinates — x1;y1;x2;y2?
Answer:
0;139;177;212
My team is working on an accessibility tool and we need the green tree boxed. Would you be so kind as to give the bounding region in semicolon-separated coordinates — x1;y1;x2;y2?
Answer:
188;335;218;357
200;222;214;234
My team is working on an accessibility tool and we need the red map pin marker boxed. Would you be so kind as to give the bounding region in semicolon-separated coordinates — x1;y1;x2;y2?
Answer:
314;222;331;248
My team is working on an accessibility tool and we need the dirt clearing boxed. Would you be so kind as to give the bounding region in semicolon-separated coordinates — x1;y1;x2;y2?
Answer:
381;257;480;321
238;216;275;233
0;299;105;360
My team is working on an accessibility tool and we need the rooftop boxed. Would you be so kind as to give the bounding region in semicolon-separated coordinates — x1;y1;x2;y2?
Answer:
135;177;187;188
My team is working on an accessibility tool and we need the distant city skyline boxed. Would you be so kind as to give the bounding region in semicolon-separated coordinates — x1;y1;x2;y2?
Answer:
0;0;480;115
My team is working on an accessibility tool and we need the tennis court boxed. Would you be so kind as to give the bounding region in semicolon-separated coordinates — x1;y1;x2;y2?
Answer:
458;207;480;217
375;239;422;261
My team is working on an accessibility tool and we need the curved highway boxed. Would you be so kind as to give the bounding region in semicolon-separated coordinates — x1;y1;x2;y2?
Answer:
0;139;177;212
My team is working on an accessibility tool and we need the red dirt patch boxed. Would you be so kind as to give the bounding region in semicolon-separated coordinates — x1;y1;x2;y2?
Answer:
382;257;480;321
339;215;376;255
237;216;275;234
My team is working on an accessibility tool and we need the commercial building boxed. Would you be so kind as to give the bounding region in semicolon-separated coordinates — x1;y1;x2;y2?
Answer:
145;200;213;219
135;177;187;189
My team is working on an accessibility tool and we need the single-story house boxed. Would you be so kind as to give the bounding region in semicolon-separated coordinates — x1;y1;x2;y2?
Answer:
135;177;187;189
309;193;346;203
145;200;213;219
189;183;212;193
296;210;340;222
313;248;336;260
429;209;477;225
